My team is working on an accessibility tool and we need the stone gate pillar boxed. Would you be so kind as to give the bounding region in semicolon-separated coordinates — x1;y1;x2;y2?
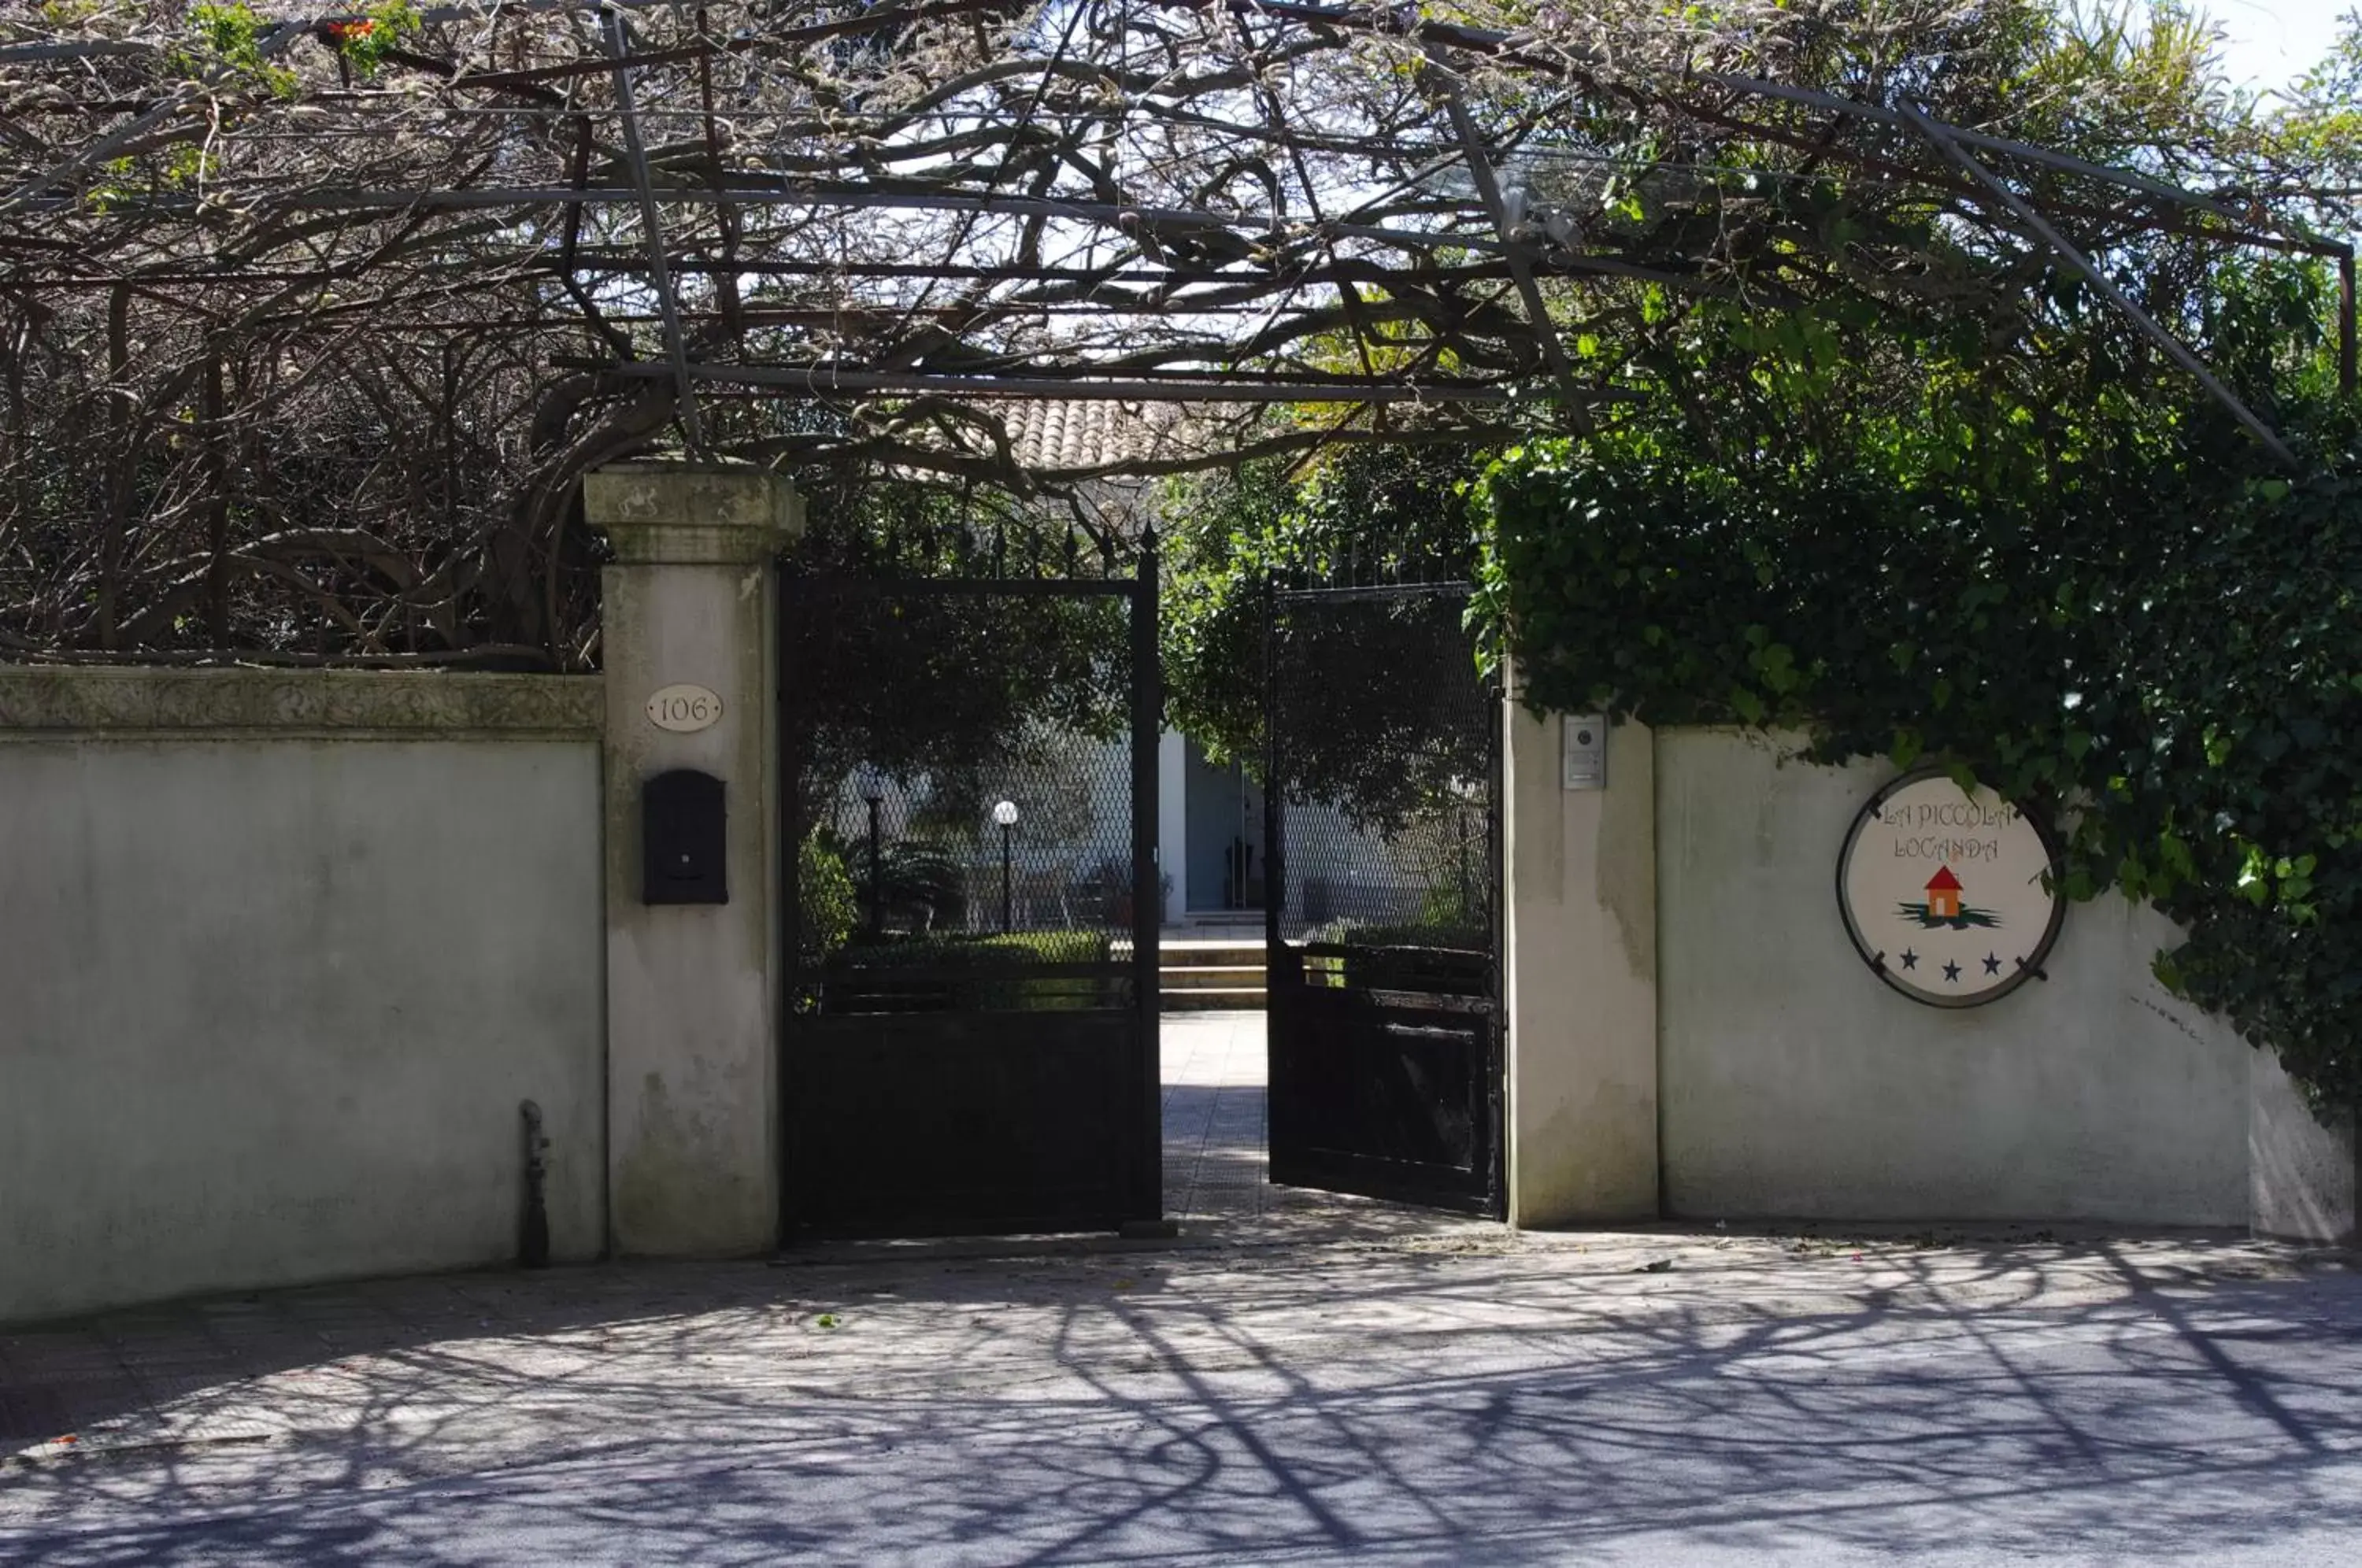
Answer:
583;463;802;1255
1500;673;1660;1226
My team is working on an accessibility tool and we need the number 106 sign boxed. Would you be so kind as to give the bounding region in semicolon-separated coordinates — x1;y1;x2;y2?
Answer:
644;684;724;733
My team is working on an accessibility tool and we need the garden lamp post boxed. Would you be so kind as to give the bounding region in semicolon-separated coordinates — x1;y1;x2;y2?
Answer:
993;799;1020;933
857;765;886;936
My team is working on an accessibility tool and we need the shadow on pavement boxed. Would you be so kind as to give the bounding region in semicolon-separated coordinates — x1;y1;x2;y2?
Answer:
5;1232;2360;1565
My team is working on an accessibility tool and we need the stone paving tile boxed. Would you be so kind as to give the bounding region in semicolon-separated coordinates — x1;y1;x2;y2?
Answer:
2;1229;2348;1511
13;1008;2344;1525
1161;1010;1275;1222
1158;1011;1501;1249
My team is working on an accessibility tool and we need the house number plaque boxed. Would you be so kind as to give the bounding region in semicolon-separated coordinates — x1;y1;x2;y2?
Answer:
645;684;724;734
1835;769;2064;1008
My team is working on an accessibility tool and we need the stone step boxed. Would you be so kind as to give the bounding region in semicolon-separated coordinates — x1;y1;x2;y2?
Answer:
1116;937;1265;952
1157;943;1265;965
1161;964;1267;990
1161;986;1268;1012
1131;936;1268;1011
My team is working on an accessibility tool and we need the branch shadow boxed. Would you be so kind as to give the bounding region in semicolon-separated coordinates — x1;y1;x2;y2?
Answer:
3;1234;2358;1566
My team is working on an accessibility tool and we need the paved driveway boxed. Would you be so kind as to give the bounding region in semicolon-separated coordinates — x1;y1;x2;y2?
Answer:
4;1015;2359;1564
8;1231;2360;1565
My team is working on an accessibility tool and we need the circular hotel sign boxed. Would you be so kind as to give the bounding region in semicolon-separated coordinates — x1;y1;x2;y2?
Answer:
1837;771;2064;1008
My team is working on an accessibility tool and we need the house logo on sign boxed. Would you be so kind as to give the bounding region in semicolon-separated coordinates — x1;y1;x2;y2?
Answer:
1835;770;2064;1008
1899;864;1999;930
1920;865;1964;920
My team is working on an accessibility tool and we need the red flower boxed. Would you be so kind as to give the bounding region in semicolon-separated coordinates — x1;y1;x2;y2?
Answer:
325;20;378;43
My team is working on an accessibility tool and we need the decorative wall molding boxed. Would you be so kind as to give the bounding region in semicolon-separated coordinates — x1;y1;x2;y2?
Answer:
584;464;804;565
0;668;605;739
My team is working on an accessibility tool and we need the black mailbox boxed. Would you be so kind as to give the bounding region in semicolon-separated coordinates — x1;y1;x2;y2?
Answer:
643;769;727;904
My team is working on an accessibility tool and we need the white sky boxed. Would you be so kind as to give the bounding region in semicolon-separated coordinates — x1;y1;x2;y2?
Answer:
2206;0;2353;95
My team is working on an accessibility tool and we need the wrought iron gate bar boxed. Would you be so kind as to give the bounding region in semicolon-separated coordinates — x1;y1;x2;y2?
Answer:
777;546;1161;1240
1263;579;1506;1217
1270;582;1484;603
802;577;1142;597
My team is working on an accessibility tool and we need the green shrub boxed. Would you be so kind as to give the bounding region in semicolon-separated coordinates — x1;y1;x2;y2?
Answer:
826;930;1113;1011
1308;920;1486;953
853;838;969;934
798;831;857;957
833;929;1109;968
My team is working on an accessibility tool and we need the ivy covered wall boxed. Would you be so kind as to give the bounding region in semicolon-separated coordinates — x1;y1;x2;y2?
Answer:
1476;266;2362;1109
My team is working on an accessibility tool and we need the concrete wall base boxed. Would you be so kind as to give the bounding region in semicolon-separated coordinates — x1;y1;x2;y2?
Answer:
2250;1051;2359;1244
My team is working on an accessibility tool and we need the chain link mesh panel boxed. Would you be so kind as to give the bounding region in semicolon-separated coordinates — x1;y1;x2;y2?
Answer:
784;577;1147;1014
1264;582;1504;1213
1268;586;1498;982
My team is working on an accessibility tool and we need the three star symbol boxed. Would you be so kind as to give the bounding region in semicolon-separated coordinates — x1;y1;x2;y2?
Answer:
1919;953;2009;986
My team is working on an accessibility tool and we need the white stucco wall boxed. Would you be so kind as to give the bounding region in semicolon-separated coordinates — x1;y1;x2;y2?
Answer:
0;672;605;1323
1502;703;1659;1225
1655;730;2349;1228
2250;1045;2360;1241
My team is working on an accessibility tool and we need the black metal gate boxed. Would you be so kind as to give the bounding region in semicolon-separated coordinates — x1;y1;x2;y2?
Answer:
1264;583;1505;1216
779;543;1161;1238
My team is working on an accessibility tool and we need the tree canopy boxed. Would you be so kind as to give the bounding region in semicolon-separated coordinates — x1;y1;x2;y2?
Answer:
1138;11;2362;1107
14;2;2362;1103
1465;2;2362;1105
3;0;2346;664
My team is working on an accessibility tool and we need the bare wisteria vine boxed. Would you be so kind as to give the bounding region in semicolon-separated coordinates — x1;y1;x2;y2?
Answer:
0;1;2339;664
